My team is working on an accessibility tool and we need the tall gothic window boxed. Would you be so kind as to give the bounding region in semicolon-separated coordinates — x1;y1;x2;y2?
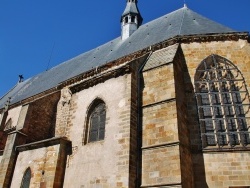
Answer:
194;54;250;150
87;99;106;143
20;167;31;188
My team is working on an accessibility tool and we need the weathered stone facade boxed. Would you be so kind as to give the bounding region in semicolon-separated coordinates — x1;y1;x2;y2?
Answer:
182;39;250;188
0;3;250;188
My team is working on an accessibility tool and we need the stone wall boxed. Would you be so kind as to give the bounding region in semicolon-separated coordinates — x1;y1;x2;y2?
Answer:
0;131;7;151
1;38;249;188
12;146;60;188
62;74;135;188
182;39;250;187
55;88;72;137
11;138;70;188
4;106;22;129
0;106;26;150
0;131;27;187
23;92;60;143
203;152;250;187
142;145;181;186
173;48;194;187
141;49;182;187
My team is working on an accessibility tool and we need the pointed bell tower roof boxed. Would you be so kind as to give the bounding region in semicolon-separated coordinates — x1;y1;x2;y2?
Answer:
121;0;142;25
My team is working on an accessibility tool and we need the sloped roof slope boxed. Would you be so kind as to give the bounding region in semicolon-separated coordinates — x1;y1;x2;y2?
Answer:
142;44;179;71
0;6;236;108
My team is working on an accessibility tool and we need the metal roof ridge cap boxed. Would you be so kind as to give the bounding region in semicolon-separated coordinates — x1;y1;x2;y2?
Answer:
178;7;186;35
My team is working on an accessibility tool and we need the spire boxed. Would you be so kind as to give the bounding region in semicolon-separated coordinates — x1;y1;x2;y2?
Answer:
121;0;143;40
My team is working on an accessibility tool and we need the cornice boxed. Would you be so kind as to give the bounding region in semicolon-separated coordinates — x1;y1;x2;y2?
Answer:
70;63;131;93
16;136;71;153
178;32;249;43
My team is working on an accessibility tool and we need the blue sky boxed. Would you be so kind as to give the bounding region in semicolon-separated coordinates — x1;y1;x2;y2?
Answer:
0;0;250;97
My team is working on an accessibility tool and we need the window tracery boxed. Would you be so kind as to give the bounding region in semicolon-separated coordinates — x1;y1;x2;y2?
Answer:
194;54;250;150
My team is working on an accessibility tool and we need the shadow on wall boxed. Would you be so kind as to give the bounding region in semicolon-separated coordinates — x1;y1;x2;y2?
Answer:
0;132;7;151
183;56;209;188
0;111;8;151
22;92;60;144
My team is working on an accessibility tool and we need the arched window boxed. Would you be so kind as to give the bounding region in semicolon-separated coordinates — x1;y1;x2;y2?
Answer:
125;16;128;24
20;167;31;188
86;99;106;143
194;54;250;149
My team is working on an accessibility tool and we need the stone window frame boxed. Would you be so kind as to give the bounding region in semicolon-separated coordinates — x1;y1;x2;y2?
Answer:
194;54;250;150
20;167;31;188
83;98;106;144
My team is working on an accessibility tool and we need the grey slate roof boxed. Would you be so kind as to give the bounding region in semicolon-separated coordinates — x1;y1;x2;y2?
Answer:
143;44;179;71
0;6;236;108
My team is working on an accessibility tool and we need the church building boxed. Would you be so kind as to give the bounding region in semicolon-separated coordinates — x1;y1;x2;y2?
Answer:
0;0;250;187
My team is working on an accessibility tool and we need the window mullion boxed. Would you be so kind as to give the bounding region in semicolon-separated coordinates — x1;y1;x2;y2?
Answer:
226;65;242;146
97;115;101;140
213;57;230;147
195;55;249;150
206;66;218;147
228;80;240;146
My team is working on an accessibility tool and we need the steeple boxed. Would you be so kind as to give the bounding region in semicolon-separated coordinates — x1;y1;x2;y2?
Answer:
121;0;143;40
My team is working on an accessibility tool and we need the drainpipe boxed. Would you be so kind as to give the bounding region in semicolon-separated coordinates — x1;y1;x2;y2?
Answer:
136;50;152;188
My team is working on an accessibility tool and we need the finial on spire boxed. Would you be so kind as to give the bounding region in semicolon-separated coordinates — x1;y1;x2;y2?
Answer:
183;0;187;8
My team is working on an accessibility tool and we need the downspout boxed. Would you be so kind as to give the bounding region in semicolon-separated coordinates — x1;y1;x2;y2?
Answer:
136;50;153;188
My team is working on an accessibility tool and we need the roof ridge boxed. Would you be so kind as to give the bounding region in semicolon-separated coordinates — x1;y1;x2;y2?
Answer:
178;7;186;35
141;7;185;27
